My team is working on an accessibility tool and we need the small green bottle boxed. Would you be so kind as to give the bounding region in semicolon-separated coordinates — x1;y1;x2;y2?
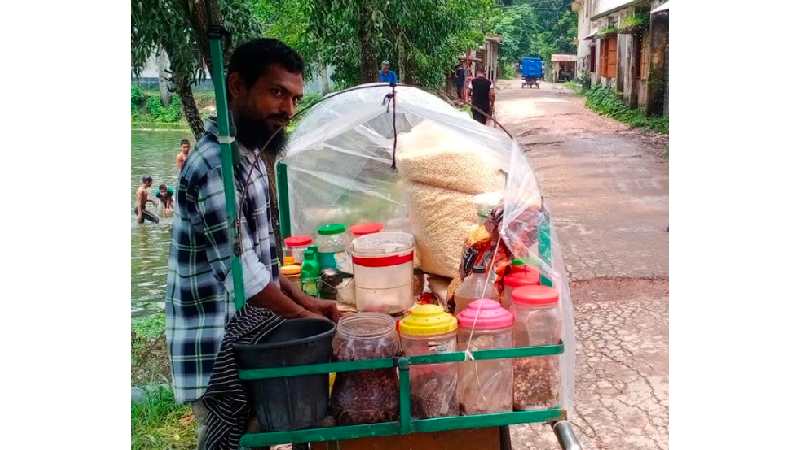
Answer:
301;248;320;297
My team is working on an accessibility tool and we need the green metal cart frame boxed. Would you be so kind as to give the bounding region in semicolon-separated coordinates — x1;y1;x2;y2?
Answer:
207;32;582;450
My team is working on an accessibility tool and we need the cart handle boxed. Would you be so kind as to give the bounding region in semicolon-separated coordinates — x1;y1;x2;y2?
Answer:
553;420;582;450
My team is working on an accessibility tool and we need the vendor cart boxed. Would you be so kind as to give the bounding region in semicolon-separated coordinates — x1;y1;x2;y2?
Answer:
519;56;543;88
207;31;581;450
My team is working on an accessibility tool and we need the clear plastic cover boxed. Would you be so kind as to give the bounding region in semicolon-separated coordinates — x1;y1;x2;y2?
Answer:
282;84;576;415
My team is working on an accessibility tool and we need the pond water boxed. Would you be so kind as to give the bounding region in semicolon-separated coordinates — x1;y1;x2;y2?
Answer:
131;129;194;317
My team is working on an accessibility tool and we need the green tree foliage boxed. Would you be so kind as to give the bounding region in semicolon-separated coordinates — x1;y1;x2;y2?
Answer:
292;0;496;89
131;0;264;137
490;0;577;73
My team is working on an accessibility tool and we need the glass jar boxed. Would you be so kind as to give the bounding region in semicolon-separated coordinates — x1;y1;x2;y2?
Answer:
510;285;561;411
317;224;349;271
350;222;384;238
398;304;459;418
454;265;499;315
331;313;400;425
456;299;513;414
284;235;313;264
279;264;302;292
502;270;540;309
351;232;415;314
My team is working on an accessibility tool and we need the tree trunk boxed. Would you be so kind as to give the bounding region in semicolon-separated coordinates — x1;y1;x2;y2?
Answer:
397;35;405;84
174;73;205;140
358;6;378;83
319;63;331;95
157;50;172;106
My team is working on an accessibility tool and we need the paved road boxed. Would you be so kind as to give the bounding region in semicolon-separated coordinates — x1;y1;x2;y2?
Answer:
493;81;669;450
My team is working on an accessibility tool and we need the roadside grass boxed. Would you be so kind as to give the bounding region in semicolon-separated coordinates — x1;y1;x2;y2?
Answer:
132;386;196;450
132;313;171;386
565;83;668;135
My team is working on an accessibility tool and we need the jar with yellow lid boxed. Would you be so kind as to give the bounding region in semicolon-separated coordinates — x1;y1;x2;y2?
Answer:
398;304;459;418
279;264;302;292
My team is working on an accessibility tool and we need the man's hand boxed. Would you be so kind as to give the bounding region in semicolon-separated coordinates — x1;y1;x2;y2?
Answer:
293;291;340;323
278;275;340;323
306;298;340;323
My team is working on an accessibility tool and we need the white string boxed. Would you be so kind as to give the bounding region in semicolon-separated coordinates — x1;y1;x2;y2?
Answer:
462;238;501;362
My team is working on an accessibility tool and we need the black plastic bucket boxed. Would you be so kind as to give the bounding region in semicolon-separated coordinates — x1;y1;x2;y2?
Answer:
234;318;336;432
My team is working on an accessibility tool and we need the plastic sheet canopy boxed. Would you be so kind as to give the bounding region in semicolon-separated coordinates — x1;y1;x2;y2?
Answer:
281;83;576;413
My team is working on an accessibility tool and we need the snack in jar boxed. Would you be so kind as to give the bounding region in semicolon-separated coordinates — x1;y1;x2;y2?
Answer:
398;304;459;418
456;299;513;414
510;285;561;410
330;313;400;424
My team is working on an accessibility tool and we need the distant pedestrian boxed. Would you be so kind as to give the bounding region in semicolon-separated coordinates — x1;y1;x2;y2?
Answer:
467;69;495;125
455;63;466;100
176;138;191;172
378;60;398;85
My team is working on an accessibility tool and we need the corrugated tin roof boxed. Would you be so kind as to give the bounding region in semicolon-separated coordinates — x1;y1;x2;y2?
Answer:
590;0;644;20
551;54;578;62
651;1;669;13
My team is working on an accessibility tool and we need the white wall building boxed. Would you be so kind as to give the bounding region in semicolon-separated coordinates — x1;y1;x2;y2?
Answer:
572;0;669;115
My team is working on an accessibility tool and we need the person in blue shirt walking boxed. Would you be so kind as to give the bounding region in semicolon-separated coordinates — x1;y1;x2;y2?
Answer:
378;60;398;84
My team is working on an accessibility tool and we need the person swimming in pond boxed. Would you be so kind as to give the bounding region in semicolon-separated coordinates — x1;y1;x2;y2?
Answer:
135;175;159;224
156;183;174;216
176;139;191;173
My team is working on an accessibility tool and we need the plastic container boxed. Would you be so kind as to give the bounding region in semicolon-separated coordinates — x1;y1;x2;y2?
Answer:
398;304;459;418
280;264;302;292
456;299;513;415
350;222;384;238
454;265;499;315
301;248;320;297
284;235;313;264
351;232;415;314
502;270;540;309
511;285;561;410
331;313;400;425
233;318;336;431
317;224;348;271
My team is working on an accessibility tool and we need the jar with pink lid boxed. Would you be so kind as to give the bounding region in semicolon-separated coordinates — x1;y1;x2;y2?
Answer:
455;299;513;414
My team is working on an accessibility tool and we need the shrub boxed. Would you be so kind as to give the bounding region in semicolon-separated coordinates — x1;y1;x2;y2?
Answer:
584;85;668;134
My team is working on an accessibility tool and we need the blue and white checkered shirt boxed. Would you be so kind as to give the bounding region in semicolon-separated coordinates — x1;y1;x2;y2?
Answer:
165;118;280;404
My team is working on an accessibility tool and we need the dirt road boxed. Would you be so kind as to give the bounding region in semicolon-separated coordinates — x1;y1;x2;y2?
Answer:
493;81;669;450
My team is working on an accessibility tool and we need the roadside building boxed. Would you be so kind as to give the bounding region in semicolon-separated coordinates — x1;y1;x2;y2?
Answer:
551;54;578;82
572;0;669;116
446;35;503;100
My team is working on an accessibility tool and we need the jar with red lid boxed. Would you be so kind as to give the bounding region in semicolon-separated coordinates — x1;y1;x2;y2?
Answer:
456;299;513;414
350;222;384;238
510;285;561;411
502;269;540;309
284;235;313;264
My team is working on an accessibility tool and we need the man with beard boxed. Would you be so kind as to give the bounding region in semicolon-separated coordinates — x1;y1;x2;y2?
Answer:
164;39;339;447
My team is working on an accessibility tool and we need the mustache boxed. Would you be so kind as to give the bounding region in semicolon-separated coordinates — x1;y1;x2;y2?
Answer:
266;113;291;123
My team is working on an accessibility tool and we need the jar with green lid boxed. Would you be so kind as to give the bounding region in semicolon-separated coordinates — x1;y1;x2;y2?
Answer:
317;223;350;272
399;304;459;418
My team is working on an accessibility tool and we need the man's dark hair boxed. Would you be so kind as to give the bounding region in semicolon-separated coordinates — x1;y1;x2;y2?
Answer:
180;139;190;146
227;38;304;88
159;183;167;190
142;175;152;183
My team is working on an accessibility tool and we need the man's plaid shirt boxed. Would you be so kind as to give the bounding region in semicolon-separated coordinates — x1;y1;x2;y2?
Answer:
165;119;280;404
